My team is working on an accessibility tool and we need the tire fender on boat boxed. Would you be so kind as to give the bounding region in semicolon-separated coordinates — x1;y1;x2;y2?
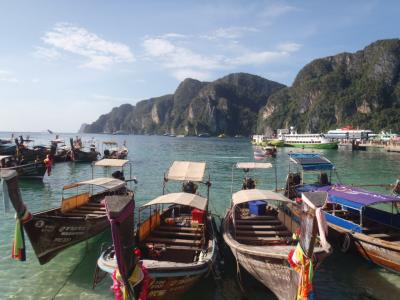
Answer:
341;233;352;253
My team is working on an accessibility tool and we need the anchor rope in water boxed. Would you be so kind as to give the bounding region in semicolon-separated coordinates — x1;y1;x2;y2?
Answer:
51;241;90;299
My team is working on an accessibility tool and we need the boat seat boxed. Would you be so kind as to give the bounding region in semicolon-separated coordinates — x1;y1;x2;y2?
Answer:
146;237;201;246
158;225;202;232
236;224;286;231
152;230;201;239
236;236;290;244
236;219;282;225
71;209;105;215
235;230;291;237
78;205;106;211
240;215;276;220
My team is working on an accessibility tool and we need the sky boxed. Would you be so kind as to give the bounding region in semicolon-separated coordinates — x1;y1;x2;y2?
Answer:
0;0;399;132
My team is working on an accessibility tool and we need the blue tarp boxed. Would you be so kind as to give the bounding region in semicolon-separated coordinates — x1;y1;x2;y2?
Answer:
317;184;400;210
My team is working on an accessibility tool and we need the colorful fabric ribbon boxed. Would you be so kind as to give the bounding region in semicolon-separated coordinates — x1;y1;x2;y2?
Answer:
288;243;314;300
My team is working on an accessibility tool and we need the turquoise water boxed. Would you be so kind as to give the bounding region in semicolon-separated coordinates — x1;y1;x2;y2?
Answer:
0;133;399;299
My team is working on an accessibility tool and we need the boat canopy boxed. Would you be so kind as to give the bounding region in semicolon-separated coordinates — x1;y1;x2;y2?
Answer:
289;153;334;171
141;192;207;211
94;159;129;167
0;155;12;161
63;177;125;191
317;184;400;210
236;162;272;169
232;189;291;206
166;161;206;182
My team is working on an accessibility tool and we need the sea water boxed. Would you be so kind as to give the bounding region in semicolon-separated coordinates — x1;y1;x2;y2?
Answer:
0;133;399;300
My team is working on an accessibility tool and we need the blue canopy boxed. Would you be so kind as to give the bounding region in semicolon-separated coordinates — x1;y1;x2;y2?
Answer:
289;153;335;171
317;184;400;210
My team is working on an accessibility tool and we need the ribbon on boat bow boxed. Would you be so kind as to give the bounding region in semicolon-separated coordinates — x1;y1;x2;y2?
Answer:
288;243;314;300
11;208;32;261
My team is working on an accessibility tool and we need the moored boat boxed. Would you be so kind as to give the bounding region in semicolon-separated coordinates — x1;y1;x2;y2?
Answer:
1;159;135;264
69;138;99;162
284;152;400;273
223;162;331;299
102;141;128;159
0;155;47;179
278;127;338;149
98;161;217;300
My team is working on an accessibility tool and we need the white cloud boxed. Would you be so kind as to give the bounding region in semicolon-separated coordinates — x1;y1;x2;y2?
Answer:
143;38;222;70
39;23;134;69
161;33;188;39
0;70;19;83
142;34;301;81
259;3;297;18
278;42;302;53
202;26;259;40
230;51;287;65
34;46;61;61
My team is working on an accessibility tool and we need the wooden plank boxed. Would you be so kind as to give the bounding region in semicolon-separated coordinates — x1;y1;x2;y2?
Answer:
240;215;276;220
78;205;106;211
146;236;201;246
236;230;291;237
237;236;288;243
152;230;201;238
158;225;202;232
71;209;105;214
236;219;281;225
368;233;400;239
164;245;202;251
236;224;286;231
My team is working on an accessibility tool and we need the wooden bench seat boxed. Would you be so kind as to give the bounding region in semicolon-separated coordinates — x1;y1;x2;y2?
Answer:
236;236;290;243
235;230;292;237
158;225;202;232
236;218;282;225
146;237;201;246
152;230;201;238
236;224;286;231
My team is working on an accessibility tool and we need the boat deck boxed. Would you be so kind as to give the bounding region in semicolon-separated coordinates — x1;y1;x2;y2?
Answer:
233;211;293;246
141;216;207;263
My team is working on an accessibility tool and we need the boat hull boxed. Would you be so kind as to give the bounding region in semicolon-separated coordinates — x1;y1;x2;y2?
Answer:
73;149;99;162
284;142;338;149
23;211;109;264
1;162;47;179
328;223;400;273
145;264;210;300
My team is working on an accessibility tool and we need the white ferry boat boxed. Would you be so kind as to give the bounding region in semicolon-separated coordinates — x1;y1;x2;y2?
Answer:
278;127;338;149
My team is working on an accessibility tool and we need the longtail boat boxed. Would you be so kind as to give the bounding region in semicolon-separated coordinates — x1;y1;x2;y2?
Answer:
1;159;135;264
284;153;400;273
15;136;55;162
223;162;331;300
69;138;99;162
0;155;47;179
98;161;217;300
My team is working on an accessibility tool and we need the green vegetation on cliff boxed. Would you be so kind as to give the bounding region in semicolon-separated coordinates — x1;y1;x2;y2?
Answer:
83;73;285;135
258;39;400;133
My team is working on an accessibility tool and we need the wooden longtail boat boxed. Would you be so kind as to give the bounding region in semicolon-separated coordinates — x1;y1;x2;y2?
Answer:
1;159;135;264
284;153;400;273
98;161;217;300
0;155;47;179
15;137;55;162
223;162;331;300
69;138;99;162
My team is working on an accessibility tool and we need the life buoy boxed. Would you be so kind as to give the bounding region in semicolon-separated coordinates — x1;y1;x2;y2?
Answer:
341;233;352;253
